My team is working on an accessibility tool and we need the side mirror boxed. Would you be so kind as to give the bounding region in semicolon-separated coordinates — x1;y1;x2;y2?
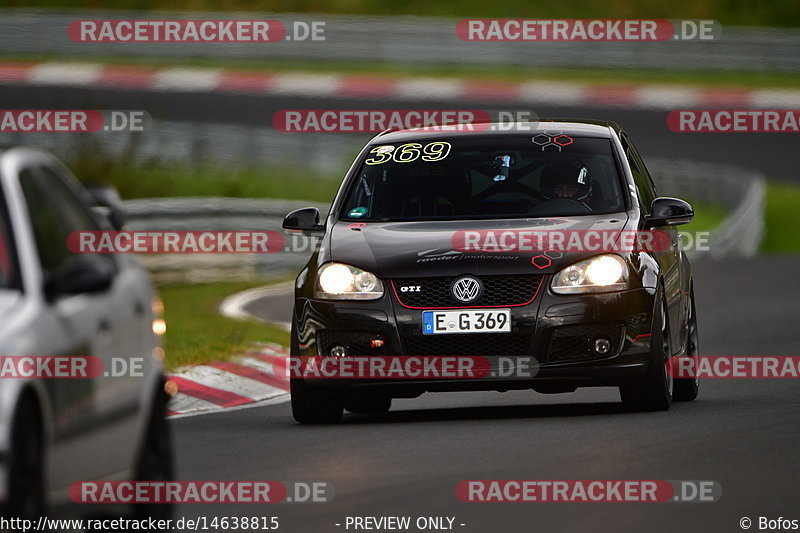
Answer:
45;255;114;300
86;184;126;230
644;197;694;228
283;207;325;233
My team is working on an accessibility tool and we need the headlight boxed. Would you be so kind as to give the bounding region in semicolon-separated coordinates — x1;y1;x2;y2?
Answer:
316;263;384;300
551;254;628;294
151;297;166;335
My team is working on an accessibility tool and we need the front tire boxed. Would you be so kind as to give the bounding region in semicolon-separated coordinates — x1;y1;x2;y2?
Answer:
291;378;344;424
620;291;673;411
3;396;44;519
134;382;174;520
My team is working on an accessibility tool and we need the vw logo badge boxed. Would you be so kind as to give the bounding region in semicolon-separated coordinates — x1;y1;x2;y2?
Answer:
451;276;482;303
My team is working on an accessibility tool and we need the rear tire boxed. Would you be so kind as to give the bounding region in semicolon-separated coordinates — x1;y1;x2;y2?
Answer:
620;291;673;411
674;287;700;401
291;378;344;424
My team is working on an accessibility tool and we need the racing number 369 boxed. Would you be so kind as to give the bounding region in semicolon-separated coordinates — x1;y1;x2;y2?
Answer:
455;312;507;330
426;309;512;334
365;142;451;165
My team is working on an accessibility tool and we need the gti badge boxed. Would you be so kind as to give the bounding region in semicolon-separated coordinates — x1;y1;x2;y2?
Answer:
451;276;482;303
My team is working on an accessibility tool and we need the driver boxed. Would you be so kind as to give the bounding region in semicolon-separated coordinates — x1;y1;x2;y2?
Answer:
541;160;594;201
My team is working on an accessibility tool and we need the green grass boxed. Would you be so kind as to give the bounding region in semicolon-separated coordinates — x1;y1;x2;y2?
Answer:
160;281;291;370
761;181;800;252
4;53;800;89
103;165;341;202
71;158;344;202
5;0;800;27
65;136;347;201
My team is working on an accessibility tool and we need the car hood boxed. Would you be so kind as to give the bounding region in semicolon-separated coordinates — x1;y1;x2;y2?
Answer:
329;215;630;278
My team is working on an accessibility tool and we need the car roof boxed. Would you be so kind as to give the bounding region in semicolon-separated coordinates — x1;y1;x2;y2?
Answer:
372;119;622;144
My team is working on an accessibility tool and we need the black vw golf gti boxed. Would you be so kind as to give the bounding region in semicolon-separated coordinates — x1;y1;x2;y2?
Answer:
283;120;700;423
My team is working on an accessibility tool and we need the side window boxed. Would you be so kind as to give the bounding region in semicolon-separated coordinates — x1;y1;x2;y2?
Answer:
629;147;658;202
34;166;102;234
621;136;655;214
633;151;659;198
19;165;110;277
19;169;72;273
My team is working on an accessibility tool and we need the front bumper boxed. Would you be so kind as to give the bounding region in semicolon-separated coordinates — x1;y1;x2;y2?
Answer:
292;283;656;395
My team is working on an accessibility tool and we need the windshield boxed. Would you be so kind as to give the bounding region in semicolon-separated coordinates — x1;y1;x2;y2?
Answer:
340;136;625;221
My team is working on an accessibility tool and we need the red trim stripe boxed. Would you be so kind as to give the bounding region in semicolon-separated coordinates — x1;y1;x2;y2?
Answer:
338;76;398;97
166;375;253;407
217;71;276;93
461;80;520;101
583;85;638;106
0;62;34;82
0;61;774;112
96;66;156;88
208;361;288;391
696;89;752;107
248;352;291;378
390;278;543;310
247;351;288;364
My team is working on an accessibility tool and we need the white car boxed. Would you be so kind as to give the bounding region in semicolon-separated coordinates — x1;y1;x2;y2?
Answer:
0;147;172;518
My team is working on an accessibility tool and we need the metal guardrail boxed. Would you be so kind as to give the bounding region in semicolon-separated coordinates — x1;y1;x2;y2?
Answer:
123;158;764;283
2;9;800;72
124;198;328;283
0;121;363;175
649;159;765;258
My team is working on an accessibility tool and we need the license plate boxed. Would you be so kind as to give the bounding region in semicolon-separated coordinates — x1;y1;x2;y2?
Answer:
422;309;511;334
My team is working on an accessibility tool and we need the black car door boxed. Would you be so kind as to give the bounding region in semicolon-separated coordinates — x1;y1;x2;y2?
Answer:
621;134;685;354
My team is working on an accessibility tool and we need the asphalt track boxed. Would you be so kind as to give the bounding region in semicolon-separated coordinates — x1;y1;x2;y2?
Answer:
4;82;797;531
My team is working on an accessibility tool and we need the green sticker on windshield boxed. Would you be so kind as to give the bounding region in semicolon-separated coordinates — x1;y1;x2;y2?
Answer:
348;207;367;218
